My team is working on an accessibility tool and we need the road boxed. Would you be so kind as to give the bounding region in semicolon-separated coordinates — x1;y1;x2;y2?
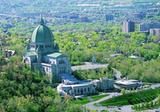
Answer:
151;83;160;89
71;62;108;72
0;13;21;18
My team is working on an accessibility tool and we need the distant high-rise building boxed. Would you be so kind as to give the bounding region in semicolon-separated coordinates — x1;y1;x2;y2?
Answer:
80;17;90;22
140;22;160;32
133;12;146;19
106;14;114;21
122;21;135;33
150;28;160;37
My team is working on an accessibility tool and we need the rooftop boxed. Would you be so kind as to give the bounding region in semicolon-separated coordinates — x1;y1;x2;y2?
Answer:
61;81;93;88
47;52;63;58
72;62;108;71
115;80;140;85
60;73;79;84
26;52;37;56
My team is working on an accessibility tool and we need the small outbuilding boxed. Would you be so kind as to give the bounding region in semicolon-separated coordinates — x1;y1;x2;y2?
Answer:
114;80;142;90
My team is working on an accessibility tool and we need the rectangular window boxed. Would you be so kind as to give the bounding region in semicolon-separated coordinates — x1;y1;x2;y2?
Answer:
40;45;43;48
45;45;51;48
46;67;49;72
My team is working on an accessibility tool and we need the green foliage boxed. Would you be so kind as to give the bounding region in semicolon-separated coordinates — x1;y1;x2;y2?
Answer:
100;88;160;106
73;68;113;80
0;56;82;112
132;95;160;111
0;18;160;111
6;96;40;112
121;89;126;95
72;94;107;105
109;56;160;82
91;94;108;101
3;21;160;83
72;98;90;105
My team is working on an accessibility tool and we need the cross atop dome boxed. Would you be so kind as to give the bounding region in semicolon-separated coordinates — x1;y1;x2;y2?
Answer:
40;15;45;25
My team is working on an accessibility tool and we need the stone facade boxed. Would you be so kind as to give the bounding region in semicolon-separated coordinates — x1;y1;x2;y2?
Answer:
57;78;114;97
95;78;114;91
114;80;142;90
57;82;97;97
23;18;71;82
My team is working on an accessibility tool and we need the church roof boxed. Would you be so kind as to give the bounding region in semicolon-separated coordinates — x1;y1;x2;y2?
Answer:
31;18;54;44
26;51;37;56
47;52;64;58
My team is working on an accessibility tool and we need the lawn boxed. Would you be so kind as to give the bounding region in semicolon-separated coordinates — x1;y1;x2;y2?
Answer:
73;94;108;105
100;88;160;106
91;94;108;101
73;97;90;105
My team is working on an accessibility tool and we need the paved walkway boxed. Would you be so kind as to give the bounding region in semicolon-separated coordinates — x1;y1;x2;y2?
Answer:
113;68;122;80
83;93;134;112
84;93;123;112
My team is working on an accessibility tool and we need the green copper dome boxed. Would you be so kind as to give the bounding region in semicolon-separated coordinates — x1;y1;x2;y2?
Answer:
31;18;54;44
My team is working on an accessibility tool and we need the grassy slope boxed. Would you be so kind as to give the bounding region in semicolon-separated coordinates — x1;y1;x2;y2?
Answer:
101;88;160;106
73;94;108;105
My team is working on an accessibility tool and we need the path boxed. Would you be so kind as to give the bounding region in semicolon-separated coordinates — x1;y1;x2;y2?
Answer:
84;92;123;112
83;93;135;112
113;68;122;80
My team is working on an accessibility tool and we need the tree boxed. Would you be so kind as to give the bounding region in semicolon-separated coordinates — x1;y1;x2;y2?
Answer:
121;89;126;95
7;96;40;112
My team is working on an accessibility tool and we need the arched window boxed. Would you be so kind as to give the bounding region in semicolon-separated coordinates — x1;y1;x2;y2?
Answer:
84;88;86;93
30;44;36;48
40;45;44;48
88;88;90;92
81;88;83;94
24;58;30;64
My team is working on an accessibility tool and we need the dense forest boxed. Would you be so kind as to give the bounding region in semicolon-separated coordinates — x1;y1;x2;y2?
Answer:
0;35;82;112
0;60;82;112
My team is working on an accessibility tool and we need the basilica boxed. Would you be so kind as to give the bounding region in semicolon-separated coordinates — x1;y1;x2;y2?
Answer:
23;18;71;82
24;18;116;98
